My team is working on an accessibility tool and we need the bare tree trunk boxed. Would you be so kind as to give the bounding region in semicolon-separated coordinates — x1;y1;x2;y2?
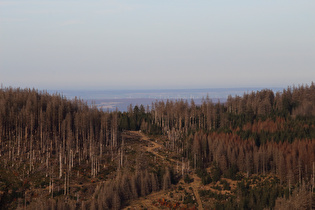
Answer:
64;172;67;195
59;146;62;178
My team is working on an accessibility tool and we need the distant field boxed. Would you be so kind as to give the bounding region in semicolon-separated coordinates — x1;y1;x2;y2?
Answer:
48;87;283;112
88;98;224;112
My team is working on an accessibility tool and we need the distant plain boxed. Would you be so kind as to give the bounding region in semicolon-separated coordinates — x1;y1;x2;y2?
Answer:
48;87;284;112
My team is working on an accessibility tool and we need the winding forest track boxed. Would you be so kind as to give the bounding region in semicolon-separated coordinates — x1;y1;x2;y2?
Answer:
129;131;204;209
191;174;204;210
131;131;179;164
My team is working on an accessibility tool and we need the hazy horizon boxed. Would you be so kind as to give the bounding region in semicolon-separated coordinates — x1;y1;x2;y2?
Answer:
44;87;285;112
47;86;283;98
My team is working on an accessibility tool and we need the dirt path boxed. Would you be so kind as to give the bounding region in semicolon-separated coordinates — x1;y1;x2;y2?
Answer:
122;190;166;210
129;131;204;209
131;131;179;164
191;174;204;210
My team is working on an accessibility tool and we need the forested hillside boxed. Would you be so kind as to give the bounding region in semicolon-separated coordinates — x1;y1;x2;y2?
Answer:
0;84;314;209
143;84;315;184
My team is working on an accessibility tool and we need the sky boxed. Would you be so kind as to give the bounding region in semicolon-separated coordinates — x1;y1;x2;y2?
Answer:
1;0;314;90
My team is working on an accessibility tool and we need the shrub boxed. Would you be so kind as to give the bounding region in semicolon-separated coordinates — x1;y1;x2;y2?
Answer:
220;179;231;190
211;164;222;183
202;174;212;185
184;174;193;184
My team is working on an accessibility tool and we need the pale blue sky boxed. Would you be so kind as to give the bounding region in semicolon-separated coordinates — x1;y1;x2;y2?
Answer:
1;0;314;90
